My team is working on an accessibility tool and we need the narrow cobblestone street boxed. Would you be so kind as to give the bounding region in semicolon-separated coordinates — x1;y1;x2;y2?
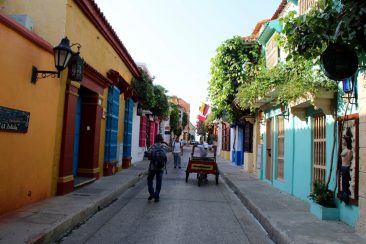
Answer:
58;147;272;244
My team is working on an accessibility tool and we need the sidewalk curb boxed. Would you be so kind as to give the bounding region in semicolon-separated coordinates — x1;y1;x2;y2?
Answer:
33;170;148;244
220;172;291;244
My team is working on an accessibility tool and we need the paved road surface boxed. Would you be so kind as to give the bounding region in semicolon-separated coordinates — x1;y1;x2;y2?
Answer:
58;146;272;244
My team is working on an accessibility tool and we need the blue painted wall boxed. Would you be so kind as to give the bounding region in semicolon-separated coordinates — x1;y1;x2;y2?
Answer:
230;125;244;166
123;98;134;158
104;86;120;162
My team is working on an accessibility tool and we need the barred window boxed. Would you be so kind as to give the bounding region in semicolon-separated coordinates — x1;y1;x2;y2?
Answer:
277;116;285;180
222;123;230;151
299;0;317;15
313;113;326;184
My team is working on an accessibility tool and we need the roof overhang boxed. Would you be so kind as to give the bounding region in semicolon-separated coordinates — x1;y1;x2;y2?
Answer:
289;89;335;120
287;0;298;5
257;20;283;45
252;88;280;108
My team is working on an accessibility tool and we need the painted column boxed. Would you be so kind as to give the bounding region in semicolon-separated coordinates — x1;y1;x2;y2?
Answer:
57;81;80;195
357;70;366;234
122;98;134;168
103;85;120;176
230;126;236;163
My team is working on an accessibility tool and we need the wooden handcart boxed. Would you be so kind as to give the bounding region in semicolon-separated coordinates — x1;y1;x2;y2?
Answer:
185;146;219;186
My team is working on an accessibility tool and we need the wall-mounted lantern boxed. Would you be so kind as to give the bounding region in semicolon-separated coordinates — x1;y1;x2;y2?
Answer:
259;110;266;125
31;37;84;83
342;78;353;93
68;43;84;82
137;103;142;116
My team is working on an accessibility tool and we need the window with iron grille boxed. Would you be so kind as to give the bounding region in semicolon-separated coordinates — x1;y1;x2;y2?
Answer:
277;116;285;180
313;113;326;184
222;123;230;151
266;36;278;69
244;123;253;153
299;0;317;15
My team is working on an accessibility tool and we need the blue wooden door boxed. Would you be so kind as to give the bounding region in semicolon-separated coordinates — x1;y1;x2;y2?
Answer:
123;98;134;158
72;95;81;176
104;86;120;162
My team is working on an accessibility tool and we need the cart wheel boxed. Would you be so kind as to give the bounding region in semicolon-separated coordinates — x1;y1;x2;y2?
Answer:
197;173;203;186
215;173;219;185
185;171;189;183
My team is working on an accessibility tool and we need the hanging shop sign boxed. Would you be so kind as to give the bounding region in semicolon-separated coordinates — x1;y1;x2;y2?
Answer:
0;106;30;133
320;43;358;81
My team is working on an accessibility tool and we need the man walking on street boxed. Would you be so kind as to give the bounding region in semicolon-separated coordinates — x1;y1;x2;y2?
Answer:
172;137;183;168
147;134;167;202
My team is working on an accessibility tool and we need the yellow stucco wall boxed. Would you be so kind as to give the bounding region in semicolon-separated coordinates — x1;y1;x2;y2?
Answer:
221;150;230;161
64;0;134;173
0;0;67;45
0;22;62;215
99;90;107;175
65;0;133;83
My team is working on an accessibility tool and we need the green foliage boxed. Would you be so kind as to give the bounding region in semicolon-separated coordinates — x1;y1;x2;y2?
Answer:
207;133;213;145
132;69;170;119
309;180;336;208
280;0;366;60
236;57;337;110
209;0;360;116
182;112;188;129
132;69;155;110
152;85;170;119
196;120;207;136
189;134;195;141
208;36;260;122
204;113;215;129
169;103;181;136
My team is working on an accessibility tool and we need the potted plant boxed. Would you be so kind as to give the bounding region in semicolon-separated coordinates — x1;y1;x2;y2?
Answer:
308;181;339;220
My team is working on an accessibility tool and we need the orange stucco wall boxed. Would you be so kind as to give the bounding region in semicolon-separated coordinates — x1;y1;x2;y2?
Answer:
0;21;62;215
2;0;136;176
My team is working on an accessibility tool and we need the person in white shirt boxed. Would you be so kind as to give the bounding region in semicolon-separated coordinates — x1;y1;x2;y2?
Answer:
172;137;183;168
192;142;212;157
339;131;353;204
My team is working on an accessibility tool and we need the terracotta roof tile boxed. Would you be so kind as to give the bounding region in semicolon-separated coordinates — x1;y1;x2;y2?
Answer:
241;19;270;42
271;0;287;20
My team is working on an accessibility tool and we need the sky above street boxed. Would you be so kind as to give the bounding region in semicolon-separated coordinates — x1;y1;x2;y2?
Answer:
94;0;282;124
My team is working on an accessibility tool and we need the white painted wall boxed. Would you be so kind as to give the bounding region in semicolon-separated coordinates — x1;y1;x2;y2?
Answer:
131;104;145;164
230;127;236;162
216;122;222;156
162;119;171;144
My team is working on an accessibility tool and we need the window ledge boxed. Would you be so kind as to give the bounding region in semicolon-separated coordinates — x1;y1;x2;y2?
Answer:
253;88;279;108
289;89;335;120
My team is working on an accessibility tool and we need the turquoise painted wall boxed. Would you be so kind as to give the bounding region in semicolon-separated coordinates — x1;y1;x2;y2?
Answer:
292;115;312;200
339;202;359;226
